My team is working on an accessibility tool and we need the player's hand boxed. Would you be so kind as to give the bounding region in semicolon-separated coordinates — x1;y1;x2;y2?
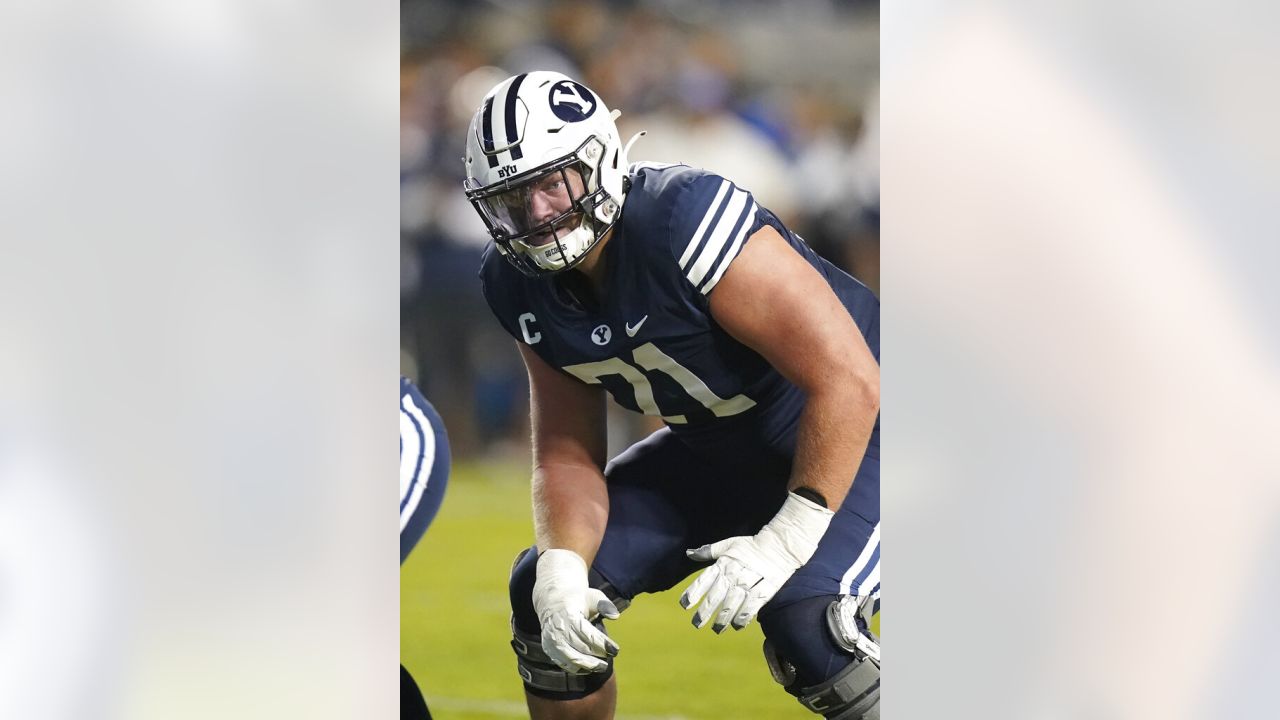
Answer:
681;492;834;633
533;549;621;674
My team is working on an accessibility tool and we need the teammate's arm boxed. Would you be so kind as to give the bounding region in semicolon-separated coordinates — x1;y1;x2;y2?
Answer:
681;224;879;632
709;225;879;509
518;342;621;672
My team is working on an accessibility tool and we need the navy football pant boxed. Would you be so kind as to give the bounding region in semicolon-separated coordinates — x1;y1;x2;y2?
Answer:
510;427;880;691
401;664;432;719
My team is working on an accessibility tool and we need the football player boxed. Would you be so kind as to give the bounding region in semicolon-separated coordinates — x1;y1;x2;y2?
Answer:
465;71;880;719
400;376;450;720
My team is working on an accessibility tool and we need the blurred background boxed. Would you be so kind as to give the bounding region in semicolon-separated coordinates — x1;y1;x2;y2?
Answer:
400;0;879;459
399;1;879;717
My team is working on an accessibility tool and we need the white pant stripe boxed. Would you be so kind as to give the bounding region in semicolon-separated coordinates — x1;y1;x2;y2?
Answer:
839;522;880;595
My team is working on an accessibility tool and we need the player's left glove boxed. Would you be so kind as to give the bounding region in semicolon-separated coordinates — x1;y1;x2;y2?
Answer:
681;492;835;633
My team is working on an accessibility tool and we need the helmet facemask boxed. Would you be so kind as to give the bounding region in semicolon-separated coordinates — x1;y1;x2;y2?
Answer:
466;136;618;277
464;72;637;276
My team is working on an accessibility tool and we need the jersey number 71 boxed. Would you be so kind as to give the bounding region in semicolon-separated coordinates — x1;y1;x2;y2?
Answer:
562;342;756;424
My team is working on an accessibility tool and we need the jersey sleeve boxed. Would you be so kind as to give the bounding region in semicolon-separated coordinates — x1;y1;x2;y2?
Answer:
666;171;766;296
477;245;525;341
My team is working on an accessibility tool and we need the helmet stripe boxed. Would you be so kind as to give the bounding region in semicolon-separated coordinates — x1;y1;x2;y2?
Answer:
480;96;496;152
480;96;500;168
503;72;528;160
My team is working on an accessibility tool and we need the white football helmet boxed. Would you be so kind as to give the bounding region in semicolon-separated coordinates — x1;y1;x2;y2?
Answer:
463;71;637;276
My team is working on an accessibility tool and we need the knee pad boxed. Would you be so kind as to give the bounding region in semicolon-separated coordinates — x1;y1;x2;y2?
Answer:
759;595;852;687
506;546;629;700
509;546;541;632
761;595;880;719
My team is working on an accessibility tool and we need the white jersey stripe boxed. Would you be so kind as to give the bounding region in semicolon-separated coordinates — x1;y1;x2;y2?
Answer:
678;179;731;269
839;522;881;595
399;393;436;533
699;201;757;294
856;557;881;596
686;188;748;287
399;405;421;508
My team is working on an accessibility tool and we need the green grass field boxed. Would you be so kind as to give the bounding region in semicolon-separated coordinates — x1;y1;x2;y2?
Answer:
402;459;872;720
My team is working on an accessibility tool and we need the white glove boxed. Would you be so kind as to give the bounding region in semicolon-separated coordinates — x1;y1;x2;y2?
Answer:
680;492;834;632
532;549;621;674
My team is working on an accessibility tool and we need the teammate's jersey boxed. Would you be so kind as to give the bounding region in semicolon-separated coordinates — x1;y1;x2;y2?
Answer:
480;163;879;470
401;376;450;564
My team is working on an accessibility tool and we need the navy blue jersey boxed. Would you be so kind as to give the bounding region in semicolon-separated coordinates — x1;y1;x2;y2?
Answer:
480;163;879;470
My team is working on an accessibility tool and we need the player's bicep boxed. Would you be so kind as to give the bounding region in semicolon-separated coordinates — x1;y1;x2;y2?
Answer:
708;226;877;394
518;342;608;469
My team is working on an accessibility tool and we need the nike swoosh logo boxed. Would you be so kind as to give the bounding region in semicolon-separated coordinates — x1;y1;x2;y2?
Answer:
625;316;648;337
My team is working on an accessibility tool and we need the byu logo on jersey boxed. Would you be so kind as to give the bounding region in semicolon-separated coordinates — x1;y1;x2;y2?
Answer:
591;324;612;345
548;81;597;122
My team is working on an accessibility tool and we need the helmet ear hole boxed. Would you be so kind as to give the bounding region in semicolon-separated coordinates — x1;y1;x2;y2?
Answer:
611;148;619;170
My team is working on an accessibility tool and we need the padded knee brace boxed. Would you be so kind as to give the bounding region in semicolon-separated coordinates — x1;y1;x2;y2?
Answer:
791;651;880;720
507;546;628;700
761;595;880;720
510;617;613;699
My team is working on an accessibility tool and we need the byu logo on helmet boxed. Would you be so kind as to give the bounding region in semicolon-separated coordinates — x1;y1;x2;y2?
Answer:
591;324;612;345
549;81;597;122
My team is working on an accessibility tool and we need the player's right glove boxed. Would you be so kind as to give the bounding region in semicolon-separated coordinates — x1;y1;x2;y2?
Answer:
532;548;621;674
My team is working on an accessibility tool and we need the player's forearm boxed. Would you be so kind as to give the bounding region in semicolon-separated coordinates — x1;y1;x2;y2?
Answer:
788;372;879;510
531;463;610;565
